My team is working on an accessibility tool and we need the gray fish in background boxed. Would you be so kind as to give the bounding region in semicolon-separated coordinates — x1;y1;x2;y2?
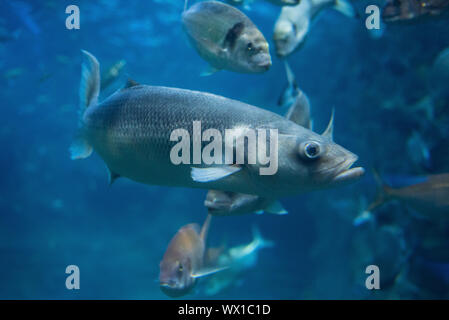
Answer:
284;90;312;130
203;226;274;296
280;61;313;130
205;190;287;215
278;60;299;108
159;215;225;297
71;51;363;198
182;1;272;74
273;0;356;57
368;170;449;221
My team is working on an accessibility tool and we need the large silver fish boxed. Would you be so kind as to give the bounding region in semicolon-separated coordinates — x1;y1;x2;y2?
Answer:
182;1;271;73
70;51;363;198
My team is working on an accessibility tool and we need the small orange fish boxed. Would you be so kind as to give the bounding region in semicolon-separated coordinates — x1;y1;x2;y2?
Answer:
159;214;226;297
369;170;449;220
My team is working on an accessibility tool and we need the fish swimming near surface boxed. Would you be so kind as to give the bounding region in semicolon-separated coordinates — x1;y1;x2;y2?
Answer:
159;214;225;297
203;226;274;296
182;1;272;74
279;61;313;130
71;50;363;198
367;170;449;220
382;0;449;23
278;60;300;108
273;0;356;57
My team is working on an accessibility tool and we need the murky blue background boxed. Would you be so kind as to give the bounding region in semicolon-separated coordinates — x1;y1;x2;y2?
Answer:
0;0;448;299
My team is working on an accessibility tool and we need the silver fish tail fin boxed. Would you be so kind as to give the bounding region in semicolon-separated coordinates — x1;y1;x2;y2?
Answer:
70;50;99;160
79;50;100;113
251;226;274;250
69;133;93;160
367;168;393;212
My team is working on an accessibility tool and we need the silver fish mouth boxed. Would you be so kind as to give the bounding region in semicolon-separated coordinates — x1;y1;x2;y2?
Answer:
332;155;364;185
258;61;272;69
160;283;190;298
204;199;228;211
252;52;272;70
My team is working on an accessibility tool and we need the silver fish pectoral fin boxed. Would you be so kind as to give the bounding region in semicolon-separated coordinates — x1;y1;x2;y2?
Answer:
191;165;242;183
191;265;230;278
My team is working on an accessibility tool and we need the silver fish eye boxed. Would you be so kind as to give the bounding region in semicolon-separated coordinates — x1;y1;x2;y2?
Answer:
301;141;321;160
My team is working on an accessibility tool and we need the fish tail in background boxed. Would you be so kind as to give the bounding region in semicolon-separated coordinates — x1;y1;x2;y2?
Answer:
200;214;212;243
353;196;374;227
252;226;274;250
284;60;295;88
367;168;393;212
264;200;288;215
333;0;357;18
69;50;100;160
184;0;189;12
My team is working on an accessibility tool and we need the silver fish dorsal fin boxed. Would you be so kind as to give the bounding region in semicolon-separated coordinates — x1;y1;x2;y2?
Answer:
124;78;140;89
322;108;335;140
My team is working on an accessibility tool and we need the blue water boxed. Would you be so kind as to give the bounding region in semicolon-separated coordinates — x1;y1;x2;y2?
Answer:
0;0;448;299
